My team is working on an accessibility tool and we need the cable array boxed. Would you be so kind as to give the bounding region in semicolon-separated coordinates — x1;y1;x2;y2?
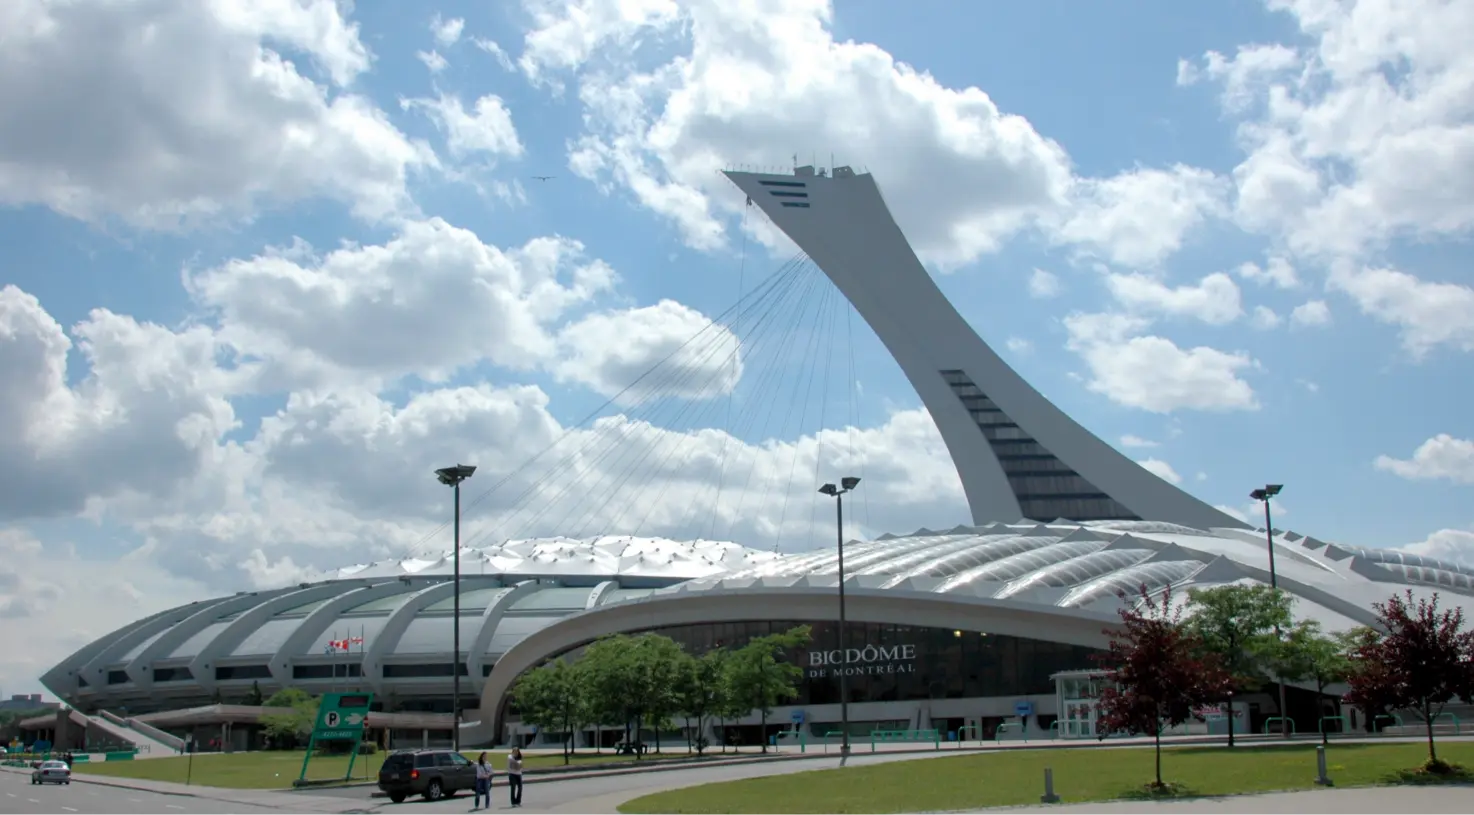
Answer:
410;252;870;558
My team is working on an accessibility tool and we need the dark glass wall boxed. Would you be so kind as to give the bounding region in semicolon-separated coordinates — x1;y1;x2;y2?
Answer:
625;620;1102;704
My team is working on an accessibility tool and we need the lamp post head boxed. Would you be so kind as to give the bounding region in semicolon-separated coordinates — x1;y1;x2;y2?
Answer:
840;476;861;491
1250;484;1284;502
818;483;839;496
1250;488;1266;501
436;464;478;486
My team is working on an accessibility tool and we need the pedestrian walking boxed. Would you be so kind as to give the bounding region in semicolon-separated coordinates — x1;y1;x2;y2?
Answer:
473;751;493;810
506;746;524;807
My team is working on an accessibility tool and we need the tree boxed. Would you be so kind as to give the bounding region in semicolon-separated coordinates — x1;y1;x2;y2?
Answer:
511;659;589;765
675;649;729;755
260;688;319;747
245;681;265;707
1270;620;1353;745
1343;590;1474;770
1095;585;1231;789
724;626;810;753
1184;583;1294;740
580;633;687;759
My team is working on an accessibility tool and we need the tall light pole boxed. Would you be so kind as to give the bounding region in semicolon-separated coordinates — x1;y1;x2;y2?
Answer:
436;464;477;752
818;476;860;758
1250;483;1290;740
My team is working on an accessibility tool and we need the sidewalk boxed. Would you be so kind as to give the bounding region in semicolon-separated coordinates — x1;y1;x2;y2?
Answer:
983;784;1474;813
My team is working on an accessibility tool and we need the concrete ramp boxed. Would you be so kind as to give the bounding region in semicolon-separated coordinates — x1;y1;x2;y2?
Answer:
87;713;179;758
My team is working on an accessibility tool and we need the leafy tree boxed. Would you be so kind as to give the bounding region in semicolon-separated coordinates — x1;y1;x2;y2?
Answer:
1343;590;1474;770
1095;585;1231;789
1184;583;1293;738
245;681;265;707
724;626;811;754
675;649;729;755
260;688;319;747
511;658;589;765
1270;620;1353;745
580;633;687;759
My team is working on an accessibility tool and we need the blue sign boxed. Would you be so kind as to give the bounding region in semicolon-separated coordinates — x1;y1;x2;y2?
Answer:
1014;701;1035;718
790;710;805;723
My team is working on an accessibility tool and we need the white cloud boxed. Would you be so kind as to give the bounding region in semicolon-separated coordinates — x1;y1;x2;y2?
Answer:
431;14;465;47
1028;268;1062;299
1051;165;1229;268
1289;299;1331;328
527;0;1082;265
1236;257;1300;289
1120;435;1158;449
1064;312;1260;413
474;38;517;71
1196;472;1208;482
418;49;449;73
552;300;742;403
402;94;525;161
1297;378;1320;393
1375;434;1474;484
1250;305;1282;330
0;0;434;227
1104;272;1244;326
1137;458;1183;485
1399;528;1474;568
1328;264;1474;358
1191;0;1474;257
185;220;615;389
1005;337;1033;355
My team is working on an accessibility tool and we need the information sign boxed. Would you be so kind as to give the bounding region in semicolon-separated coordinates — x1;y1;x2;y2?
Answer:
296;691;375;785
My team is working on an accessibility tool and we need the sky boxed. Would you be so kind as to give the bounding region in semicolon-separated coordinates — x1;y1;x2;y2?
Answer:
1;0;1472;697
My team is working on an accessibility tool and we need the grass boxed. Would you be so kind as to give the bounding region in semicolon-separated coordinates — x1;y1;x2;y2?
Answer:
618;742;1474;813
72;746;753;789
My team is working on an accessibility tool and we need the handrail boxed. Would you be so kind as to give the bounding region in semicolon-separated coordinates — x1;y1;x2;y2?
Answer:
994;722;1025;742
1262;716;1297;735
1431;712;1462;735
1048;720;1061;739
869;729;940;752
955;724;981;747
125;718;185;752
1372;713;1403;733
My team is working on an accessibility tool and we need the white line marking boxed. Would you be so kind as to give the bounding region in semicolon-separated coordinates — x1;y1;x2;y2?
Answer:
62;807;78;812
129;797;142;802
166;805;183;810
27;798;39;804
4;791;14;797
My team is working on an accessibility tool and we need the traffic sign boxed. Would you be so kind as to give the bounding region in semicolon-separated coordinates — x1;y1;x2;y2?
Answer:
297;691;375;785
310;692;373;741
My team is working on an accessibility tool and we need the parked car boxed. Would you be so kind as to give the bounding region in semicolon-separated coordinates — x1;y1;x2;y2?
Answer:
32;760;71;785
377;749;476;803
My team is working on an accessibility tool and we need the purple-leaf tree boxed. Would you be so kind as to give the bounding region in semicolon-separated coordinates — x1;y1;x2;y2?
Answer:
1343;590;1474;771
1094;584;1232;789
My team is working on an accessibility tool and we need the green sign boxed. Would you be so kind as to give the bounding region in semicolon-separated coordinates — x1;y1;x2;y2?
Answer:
296;691;375;785
312;692;373;741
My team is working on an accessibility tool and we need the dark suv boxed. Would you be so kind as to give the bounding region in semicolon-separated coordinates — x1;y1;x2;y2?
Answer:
377;749;477;803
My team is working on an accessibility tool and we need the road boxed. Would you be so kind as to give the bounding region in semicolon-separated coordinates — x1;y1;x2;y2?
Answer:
305;750;939;813
0;769;282;815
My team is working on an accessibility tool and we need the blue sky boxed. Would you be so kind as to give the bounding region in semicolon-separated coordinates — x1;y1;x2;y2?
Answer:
1;0;1472;693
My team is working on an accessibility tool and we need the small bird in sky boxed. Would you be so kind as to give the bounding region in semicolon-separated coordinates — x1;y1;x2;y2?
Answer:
531;175;555;181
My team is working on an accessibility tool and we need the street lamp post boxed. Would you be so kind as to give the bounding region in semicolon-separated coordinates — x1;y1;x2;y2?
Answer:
818;476;861;758
1250;483;1290;740
436;464;477;752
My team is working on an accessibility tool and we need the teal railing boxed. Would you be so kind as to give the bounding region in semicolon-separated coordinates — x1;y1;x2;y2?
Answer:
869;729;940;751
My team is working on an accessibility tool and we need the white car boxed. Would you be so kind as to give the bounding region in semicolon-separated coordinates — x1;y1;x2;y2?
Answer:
31;760;70;785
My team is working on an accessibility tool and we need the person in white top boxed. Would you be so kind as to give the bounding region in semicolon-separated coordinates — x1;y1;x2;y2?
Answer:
506;747;524;807
473;752;493;811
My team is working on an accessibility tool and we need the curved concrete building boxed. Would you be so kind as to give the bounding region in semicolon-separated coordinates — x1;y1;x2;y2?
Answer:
40;170;1467;749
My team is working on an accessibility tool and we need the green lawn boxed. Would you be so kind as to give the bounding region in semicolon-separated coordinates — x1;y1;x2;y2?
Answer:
73;747;748;789
620;742;1474;813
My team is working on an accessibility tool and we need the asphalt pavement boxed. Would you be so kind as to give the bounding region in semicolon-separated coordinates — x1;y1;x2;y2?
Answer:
0;769;282;814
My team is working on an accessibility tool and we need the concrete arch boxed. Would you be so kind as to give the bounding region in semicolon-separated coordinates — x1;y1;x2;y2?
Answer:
466;580;547;693
268;580;416;687
361;578;503;695
189;582;366;695
584;580;620;610
465;587;1114;745
43;604;198;700
725;170;1244;530
125;590;294;690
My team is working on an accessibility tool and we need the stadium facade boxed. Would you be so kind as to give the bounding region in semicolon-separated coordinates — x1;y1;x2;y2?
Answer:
41;168;1473;748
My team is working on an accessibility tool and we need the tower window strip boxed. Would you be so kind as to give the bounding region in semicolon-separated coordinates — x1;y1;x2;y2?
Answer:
781;202;811;208
759;180;807;188
768;191;808;198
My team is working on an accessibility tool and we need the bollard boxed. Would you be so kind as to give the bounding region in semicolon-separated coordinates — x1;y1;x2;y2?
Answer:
1040;767;1060;804
1314;745;1333;786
